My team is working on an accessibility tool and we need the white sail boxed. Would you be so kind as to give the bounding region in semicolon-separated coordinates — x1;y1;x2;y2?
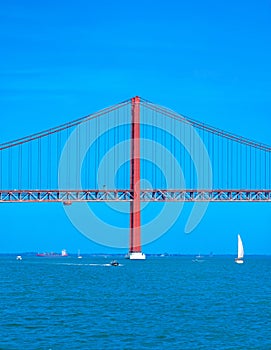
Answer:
237;234;244;259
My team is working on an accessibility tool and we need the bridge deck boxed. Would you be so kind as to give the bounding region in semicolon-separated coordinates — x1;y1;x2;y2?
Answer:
0;189;271;202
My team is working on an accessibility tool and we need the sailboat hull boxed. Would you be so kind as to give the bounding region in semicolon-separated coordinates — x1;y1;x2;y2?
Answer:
235;258;244;264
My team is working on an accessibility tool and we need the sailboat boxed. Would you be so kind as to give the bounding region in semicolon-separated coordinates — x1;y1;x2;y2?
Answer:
235;234;244;264
77;249;82;259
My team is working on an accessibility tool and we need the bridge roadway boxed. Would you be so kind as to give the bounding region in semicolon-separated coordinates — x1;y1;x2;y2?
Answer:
0;189;271;203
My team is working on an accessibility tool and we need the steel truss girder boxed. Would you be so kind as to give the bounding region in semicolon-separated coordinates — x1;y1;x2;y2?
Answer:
0;189;271;203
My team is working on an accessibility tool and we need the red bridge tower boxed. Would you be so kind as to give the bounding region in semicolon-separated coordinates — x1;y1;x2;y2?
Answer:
128;96;146;259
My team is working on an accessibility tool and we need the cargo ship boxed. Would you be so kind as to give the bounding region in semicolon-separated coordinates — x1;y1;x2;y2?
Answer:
36;249;68;257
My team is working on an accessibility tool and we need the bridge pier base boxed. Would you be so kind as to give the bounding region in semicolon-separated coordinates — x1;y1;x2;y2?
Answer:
127;252;146;260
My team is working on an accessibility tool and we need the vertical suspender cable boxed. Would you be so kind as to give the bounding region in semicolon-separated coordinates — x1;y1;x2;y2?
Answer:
159;114;162;187
256;148;262;189
246;144;248;189
189;122;192;189
103;113;106;189
126;104;128;190
125;103;128;188
76;124;79;189
226;135;229;189
231;139;234;190
150;109;153;188
128;104;131;190
258;150;263;188
193;122;195;189
79;122;81;189
103;114;106;190
183;122;186;188
38;138;41;189
240;142;242;189
84;118;88;189
155;110;157;188
155;110;157;189
237;141;239;189
28;142;32;189
106;112;109;189
96;116;99;189
217;135;220;189
249;146;252;190
254;148;258;189
206;128;209;189
221;137;224;189
125;105;127;189
18;144;22;189
265;151;267;189
0;150;2;190
171;116;174;189
212;132;215;188
85;119;89;189
47;133;51;189
162;113;165;187
140;107;143;188
57;131;61;189
201;129;204;189
8;148;12;189
239;142;241;189
114;109;117;188
68;127;71;189
116;109;118;189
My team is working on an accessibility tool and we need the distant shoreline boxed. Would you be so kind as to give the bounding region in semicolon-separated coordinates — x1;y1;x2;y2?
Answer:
0;253;270;257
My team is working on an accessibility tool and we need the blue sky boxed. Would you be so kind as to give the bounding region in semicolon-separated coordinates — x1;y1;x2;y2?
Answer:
0;0;271;254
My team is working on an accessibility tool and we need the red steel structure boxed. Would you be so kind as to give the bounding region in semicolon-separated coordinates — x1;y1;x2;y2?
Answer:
0;96;271;258
130;96;141;254
1;189;271;203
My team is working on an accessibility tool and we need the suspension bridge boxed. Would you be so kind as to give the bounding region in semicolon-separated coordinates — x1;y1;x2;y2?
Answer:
0;96;270;258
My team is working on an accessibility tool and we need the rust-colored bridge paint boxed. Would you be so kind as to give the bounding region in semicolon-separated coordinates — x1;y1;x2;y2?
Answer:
130;96;141;253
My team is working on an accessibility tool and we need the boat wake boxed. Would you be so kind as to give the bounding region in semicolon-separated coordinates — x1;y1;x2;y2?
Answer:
57;263;123;267
192;259;205;263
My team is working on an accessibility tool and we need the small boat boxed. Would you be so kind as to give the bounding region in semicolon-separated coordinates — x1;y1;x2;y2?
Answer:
16;255;22;260
235;234;244;264
77;249;82;259
192;253;204;262
110;260;119;266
